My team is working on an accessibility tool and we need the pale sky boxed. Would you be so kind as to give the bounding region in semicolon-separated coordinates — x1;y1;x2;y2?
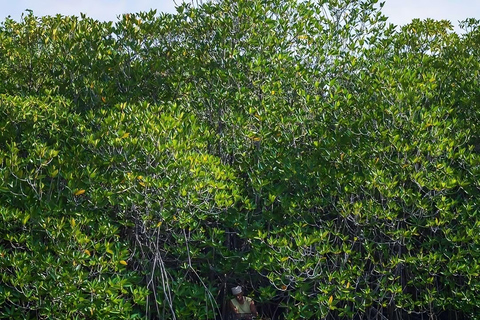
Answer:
1;0;479;32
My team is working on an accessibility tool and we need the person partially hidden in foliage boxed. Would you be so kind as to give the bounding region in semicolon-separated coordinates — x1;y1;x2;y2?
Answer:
229;286;258;319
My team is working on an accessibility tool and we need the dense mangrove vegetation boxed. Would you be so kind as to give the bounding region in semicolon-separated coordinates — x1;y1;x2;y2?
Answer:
1;0;480;319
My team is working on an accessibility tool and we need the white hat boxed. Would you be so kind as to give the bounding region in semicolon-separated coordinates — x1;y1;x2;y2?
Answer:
231;286;242;295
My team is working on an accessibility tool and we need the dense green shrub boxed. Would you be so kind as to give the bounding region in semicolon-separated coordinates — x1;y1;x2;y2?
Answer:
1;1;480;319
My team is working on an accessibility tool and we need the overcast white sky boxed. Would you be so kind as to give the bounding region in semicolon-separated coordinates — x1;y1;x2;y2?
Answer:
1;0;479;32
